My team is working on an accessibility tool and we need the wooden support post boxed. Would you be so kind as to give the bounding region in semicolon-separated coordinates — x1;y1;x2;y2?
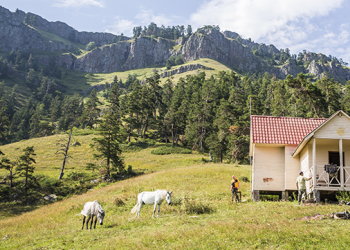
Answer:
282;191;288;201
314;190;321;203
313;137;316;189
340;139;344;188
253;190;259;202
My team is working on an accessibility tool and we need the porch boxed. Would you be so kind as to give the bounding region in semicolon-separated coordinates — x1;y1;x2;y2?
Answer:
304;138;350;196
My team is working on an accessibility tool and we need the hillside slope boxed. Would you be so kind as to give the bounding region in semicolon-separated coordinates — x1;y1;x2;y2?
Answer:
0;163;348;249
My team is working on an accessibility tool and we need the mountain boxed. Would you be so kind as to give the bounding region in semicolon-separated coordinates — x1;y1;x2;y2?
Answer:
1;6;350;82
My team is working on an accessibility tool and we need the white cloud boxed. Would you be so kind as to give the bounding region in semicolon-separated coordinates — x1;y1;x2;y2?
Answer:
105;17;135;35
135;9;173;27
53;0;105;8
105;8;181;36
190;0;344;40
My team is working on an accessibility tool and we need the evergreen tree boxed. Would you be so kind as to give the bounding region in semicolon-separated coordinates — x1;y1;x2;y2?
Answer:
317;76;341;116
29;104;41;138
81;89;102;129
17;146;36;201
285;73;327;118
206;99;233;162
91;84;125;177
0;158;16;187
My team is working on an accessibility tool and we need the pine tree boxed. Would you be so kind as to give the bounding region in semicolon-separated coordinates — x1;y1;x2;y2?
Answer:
123;81;142;142
17;146;36;201
342;81;350;114
0;158;16;187
29;104;41;138
91;84;125;177
206;99;233;163
286;73;327;118
81;89;102;129
317;76;341;116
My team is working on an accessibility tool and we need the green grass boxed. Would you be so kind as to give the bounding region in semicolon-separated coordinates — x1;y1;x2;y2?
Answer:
1;161;350;249
1;134;350;249
59;58;234;95
26;24;86;51
0;134;205;178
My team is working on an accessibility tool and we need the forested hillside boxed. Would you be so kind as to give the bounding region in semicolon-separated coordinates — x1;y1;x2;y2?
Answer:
1;5;350;164
1;69;349;163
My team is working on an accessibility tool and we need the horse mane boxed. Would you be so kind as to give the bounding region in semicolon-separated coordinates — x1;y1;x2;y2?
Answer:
156;189;168;199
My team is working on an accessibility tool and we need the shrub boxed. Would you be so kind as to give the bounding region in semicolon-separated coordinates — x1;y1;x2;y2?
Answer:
114;197;125;206
86;41;96;51
336;190;350;203
170;196;182;206
120;140;155;152
166;55;185;69
67;171;85;181
240;176;249;182
182;198;214;214
151;146;191;155
99;167;107;176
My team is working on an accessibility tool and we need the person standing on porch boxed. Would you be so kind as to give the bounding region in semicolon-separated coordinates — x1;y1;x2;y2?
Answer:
296;171;312;205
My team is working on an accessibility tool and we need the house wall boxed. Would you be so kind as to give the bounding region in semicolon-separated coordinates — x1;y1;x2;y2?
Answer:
315;114;350;139
253;145;285;191
285;145;299;190
300;144;310;176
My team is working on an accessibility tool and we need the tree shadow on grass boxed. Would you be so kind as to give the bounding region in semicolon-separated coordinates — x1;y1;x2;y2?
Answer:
0;202;42;220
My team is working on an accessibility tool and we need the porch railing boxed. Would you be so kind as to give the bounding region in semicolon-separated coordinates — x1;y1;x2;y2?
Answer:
307;166;350;191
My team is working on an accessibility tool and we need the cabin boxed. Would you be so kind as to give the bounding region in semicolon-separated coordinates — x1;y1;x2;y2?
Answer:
250;110;350;201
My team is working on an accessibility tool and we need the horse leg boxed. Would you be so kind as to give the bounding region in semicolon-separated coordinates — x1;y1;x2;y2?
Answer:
153;203;158;218
82;216;86;230
86;216;91;230
137;202;143;218
157;204;161;218
94;216;97;229
90;215;94;230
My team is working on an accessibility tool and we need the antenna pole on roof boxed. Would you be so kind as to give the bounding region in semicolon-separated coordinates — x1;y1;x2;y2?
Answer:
249;96;252;197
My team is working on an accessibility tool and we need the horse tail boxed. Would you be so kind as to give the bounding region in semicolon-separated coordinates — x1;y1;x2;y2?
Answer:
131;202;139;214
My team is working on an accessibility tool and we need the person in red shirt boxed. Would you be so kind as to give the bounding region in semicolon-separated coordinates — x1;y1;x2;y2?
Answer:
230;175;240;202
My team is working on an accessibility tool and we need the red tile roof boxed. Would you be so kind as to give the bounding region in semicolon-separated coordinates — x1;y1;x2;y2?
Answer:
251;115;327;145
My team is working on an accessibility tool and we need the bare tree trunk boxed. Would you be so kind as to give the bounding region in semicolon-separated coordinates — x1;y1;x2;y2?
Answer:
175;127;179;146
58;127;72;179
171;124;174;146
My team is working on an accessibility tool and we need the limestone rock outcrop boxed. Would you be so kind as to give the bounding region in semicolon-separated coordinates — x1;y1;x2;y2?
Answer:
1;6;350;82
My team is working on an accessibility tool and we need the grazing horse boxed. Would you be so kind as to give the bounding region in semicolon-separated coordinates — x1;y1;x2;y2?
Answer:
131;190;172;218
81;200;105;230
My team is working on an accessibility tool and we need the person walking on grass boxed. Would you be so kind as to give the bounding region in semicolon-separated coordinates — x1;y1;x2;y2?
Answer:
296;171;312;205
231;175;240;202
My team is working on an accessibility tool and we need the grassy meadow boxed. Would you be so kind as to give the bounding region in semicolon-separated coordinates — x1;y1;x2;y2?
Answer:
1;134;350;249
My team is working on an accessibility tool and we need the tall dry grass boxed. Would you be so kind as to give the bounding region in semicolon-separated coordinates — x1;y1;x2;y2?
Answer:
0;163;349;249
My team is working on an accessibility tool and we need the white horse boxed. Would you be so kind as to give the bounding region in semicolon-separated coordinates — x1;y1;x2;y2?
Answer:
131;190;172;218
81;200;105;230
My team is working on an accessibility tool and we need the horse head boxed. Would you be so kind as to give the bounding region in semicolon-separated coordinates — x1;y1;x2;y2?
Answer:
97;209;105;225
166;191;173;205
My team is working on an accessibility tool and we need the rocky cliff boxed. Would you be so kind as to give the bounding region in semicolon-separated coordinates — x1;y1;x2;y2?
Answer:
1;6;350;82
0;7;74;52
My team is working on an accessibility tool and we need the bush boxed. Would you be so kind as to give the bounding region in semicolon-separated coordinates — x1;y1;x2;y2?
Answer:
114;197;125;206
151;146;191;155
66;171;85;181
86;41;96;51
336;190;350;203
120;140;155;152
166;55;185;69
182;198;214;214
240;176;249;182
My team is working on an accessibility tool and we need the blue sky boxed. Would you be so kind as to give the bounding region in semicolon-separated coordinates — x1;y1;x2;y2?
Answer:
2;0;350;62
